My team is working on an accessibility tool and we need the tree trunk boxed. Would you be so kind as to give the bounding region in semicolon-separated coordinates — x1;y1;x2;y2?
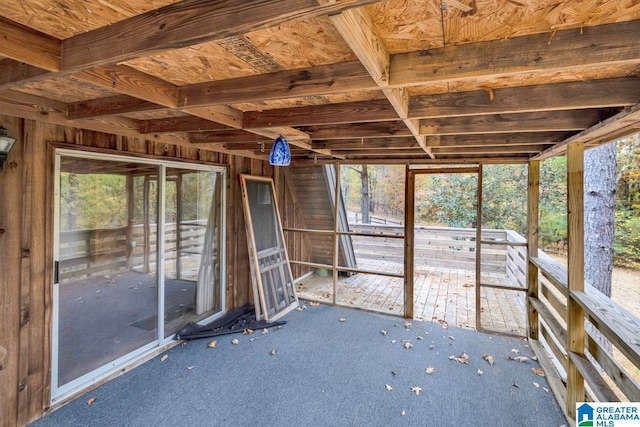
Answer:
584;141;616;354
361;165;370;223
584;142;616;298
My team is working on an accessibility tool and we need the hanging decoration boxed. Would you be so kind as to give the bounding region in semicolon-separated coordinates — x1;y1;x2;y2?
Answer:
269;135;291;166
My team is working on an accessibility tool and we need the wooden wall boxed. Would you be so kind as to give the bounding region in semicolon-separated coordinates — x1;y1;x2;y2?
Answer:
0;116;277;426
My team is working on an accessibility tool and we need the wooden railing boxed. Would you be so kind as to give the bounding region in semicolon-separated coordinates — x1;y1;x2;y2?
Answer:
58;221;207;282
348;223;526;276
529;253;640;412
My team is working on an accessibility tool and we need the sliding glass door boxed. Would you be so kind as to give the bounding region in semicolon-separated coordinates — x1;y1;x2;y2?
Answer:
52;151;225;402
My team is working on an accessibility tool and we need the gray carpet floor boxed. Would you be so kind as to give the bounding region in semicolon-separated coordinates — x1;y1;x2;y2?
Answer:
31;303;567;427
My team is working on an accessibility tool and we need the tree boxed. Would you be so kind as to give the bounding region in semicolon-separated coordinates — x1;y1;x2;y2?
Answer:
584;142;617;298
343;165;371;223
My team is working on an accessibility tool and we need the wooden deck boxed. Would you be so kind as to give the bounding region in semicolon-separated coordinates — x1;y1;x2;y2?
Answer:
296;259;527;336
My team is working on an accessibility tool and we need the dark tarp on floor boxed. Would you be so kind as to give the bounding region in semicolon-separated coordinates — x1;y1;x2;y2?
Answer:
176;304;286;341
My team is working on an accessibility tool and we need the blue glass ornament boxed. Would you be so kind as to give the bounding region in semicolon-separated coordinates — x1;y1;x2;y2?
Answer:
269;135;291;166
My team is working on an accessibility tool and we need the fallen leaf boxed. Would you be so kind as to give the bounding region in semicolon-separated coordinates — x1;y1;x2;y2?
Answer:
543;387;550;393
86;397;96;405
391;340;397;344
270;349;276;356
482;354;495;366
449;335;455;341
339;318;346;322
477;369;483;376
532;367;545;377
410;386;422;395
449;352;469;364
416;335;424;340
429;344;435;350
533;382;540;388
308;301;320;306
231;338;239;345
514;356;529;363
261;328;269;335
187;366;194;370
391;370;397;376
511;348;520;355
425;367;435;374
244;328;255;335
385;384;393;391
531;355;538;361
404;321;412;329
401;410;406;416
208;340;218;348
160;355;168;362
249;337;258;342
512;382;520;388
380;329;388;336
404;341;413;349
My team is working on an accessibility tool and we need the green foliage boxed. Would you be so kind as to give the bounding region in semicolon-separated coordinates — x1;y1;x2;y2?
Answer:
539;156;567;251
61;165;217;232
614;210;640;267
416;173;478;228
60;172;128;230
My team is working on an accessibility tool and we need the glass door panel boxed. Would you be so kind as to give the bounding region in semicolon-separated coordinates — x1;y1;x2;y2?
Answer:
56;156;159;388
163;168;224;337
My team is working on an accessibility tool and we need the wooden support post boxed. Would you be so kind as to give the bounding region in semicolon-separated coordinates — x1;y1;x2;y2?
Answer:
332;164;340;306
475;164;483;330
567;141;585;418
125;175;134;270
404;165;414;319
176;173;183;279
527;160;540;340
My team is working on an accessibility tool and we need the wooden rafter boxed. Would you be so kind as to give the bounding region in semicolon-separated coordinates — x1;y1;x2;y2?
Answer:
328;6;432;157
390;20;640;87
59;0;385;71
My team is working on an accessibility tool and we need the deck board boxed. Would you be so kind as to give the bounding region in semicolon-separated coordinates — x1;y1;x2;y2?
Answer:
297;259;527;335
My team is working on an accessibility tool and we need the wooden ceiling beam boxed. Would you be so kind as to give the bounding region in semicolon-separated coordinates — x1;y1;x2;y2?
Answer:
67;95;166;120
0;60;53;91
177;61;374;108
239;77;640;130
331;149;429;156
420;109;616;136
301;121;413;140
424;132;576;148
0;98;264;160
190;130;272;144
312;137;420;150
410;77;640;119
59;0;384;72
243;98;395;128
431;144;552;155
535;102;640;160
391;20;640;87
329;7;433;158
0;89;67;113
140;116;234;134
0;16;60;71
75;65;179;108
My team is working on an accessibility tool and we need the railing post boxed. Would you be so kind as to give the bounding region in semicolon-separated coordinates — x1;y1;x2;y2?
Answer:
527;160;540;340
567;141;585;418
404;165;415;319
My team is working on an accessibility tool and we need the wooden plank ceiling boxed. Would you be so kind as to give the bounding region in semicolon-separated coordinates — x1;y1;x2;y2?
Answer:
1;0;640;163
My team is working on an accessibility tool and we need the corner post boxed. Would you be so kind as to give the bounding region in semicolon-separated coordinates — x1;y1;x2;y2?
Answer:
567;141;585;418
527;160;540;340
